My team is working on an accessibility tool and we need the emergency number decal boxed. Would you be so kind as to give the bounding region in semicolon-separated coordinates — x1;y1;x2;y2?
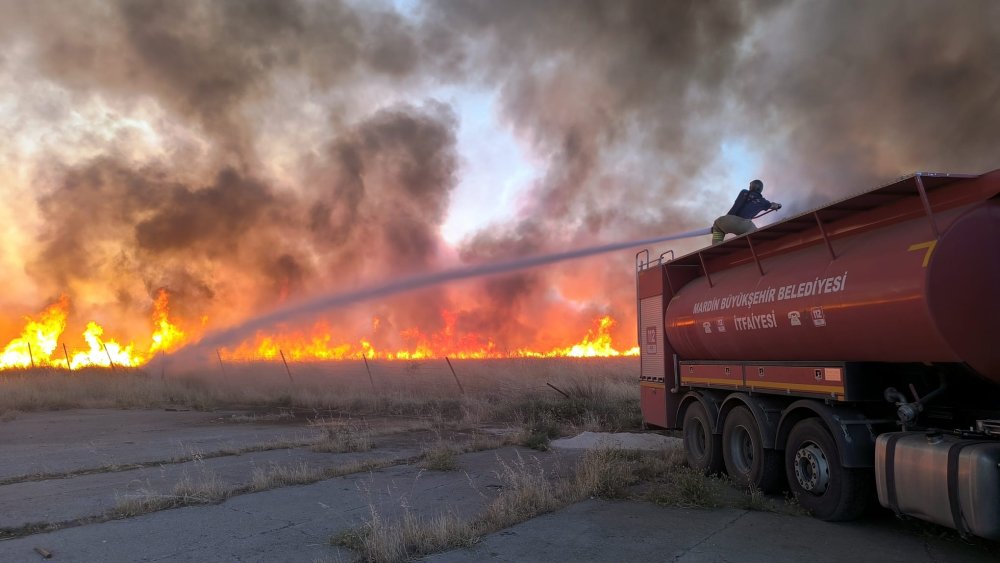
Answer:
645;326;657;354
810;307;827;327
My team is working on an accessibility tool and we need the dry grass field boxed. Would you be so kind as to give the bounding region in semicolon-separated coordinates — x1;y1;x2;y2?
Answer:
0;357;641;439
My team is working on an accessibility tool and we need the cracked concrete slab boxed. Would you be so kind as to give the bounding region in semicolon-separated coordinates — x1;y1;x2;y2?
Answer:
0;446;416;529
0;447;574;563
2;410;997;562
423;500;998;563
0;409;324;480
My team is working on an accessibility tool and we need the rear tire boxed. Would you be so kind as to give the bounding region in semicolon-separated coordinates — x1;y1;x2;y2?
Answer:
784;418;871;521
683;401;724;475
722;406;784;493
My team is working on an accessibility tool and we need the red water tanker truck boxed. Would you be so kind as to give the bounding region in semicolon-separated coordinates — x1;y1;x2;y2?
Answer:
636;170;1000;538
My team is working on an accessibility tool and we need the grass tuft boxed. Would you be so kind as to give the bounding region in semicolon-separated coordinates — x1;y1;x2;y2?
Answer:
419;443;460;471
573;448;645;498
309;419;375;453
112;470;230;517
646;465;725;509
251;462;324;490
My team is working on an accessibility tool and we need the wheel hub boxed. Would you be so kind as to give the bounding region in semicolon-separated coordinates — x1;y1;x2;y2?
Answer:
688;422;707;457
731;426;754;474
793;443;830;494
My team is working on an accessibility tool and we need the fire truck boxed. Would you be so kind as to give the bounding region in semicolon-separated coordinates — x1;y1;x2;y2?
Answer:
636;170;1000;539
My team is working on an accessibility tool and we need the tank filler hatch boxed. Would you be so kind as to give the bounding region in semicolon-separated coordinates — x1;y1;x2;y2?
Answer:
976;420;1000;437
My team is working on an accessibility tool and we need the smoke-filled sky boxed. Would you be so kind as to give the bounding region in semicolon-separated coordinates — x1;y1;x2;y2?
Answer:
0;0;997;355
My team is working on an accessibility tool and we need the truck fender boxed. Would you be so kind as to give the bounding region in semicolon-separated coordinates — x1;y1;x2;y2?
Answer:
719;393;785;450
776;400;877;468
677;390;726;434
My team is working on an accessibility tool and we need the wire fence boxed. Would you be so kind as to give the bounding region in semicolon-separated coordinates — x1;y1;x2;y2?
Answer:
193;353;639;399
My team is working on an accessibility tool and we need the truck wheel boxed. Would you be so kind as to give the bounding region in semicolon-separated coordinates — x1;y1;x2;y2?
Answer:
784;418;871;521
722;406;783;493
683;401;723;475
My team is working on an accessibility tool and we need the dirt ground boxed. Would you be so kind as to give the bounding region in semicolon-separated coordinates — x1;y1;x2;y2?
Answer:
0;409;997;562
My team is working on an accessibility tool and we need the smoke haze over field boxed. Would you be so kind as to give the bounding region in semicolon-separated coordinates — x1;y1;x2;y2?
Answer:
0;0;997;357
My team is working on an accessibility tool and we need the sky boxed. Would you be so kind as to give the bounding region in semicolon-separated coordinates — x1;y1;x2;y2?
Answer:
0;0;997;358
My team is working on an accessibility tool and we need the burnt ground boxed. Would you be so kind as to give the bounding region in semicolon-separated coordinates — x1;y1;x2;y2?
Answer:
0;409;997;562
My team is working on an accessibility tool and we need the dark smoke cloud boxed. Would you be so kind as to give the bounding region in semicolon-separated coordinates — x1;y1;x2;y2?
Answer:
427;0;782;338
24;99;459;336
1;0;431;164
134;169;279;255
2;0;997;352
732;0;1000;207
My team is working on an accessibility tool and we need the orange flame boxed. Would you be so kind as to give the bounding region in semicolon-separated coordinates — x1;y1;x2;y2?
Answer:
0;295;70;369
68;321;144;369
149;289;185;354
0;292;637;370
220;313;636;361
0;291;191;370
522;315;640;358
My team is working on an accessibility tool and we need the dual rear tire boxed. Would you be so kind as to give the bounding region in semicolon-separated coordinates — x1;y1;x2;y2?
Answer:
682;402;723;475
722;406;783;493
681;401;871;521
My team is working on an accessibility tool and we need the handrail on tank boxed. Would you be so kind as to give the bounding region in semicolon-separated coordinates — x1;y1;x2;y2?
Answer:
659;250;675;263
745;235;764;276
813;211;837;260
635;249;651;272
914;174;940;239
697;251;713;288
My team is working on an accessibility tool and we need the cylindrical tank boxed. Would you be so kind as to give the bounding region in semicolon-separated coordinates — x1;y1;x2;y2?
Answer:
664;200;999;382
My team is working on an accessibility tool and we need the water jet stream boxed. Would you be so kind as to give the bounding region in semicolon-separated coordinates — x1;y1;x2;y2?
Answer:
180;226;710;358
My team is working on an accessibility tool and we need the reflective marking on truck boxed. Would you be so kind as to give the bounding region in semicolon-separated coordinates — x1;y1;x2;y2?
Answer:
749;380;844;399
684;376;742;387
907;240;937;267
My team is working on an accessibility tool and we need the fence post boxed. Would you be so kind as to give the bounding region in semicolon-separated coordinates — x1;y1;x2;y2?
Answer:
444;357;465;395
363;354;376;392
103;343;116;371
216;349;227;377
279;349;294;383
546;382;570;398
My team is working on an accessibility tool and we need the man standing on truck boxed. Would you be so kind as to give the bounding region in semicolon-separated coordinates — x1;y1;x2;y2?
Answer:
711;179;782;244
